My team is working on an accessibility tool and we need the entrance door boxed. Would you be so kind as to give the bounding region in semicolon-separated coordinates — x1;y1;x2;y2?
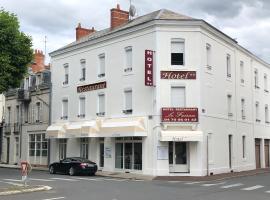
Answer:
265;140;269;168
6;137;10;164
99;143;104;168
124;143;132;170
169;142;189;173
255;139;261;169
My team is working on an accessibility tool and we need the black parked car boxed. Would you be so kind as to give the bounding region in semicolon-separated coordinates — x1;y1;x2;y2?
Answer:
49;157;98;176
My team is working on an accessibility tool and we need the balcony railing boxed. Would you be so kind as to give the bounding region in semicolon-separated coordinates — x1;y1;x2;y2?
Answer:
17;89;30;101
4;124;11;134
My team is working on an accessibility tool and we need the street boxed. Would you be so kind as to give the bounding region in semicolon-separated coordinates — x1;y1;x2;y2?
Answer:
1;168;270;200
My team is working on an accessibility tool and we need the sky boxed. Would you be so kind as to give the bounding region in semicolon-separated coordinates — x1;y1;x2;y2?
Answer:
1;0;270;64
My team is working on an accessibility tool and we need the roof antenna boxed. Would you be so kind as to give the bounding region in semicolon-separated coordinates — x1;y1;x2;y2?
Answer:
129;0;136;20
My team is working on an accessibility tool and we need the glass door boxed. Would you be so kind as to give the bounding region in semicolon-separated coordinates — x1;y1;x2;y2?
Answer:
168;142;189;173
115;143;123;169
99;143;104;168
124;143;132;170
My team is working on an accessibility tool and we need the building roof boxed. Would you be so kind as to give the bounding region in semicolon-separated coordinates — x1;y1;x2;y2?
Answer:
50;9;196;54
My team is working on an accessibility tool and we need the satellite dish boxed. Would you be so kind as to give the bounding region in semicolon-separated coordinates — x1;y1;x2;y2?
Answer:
129;5;136;18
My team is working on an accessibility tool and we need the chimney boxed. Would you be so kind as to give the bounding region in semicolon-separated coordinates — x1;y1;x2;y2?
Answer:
32;49;45;73
76;23;95;41
110;4;129;29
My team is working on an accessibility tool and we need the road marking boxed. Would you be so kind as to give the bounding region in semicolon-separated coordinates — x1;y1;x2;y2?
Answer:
29;178;55;182
74;177;103;181
241;185;264;191
168;181;183;183
201;182;226;187
42;197;65;200
221;183;244;189
50;178;78;182
132;179;144;182
103;178;127;181
0;180;23;186
265;191;270;193
185;181;201;185
3;179;22;182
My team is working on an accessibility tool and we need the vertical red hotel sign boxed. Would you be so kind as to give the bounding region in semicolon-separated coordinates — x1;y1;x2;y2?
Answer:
145;50;154;86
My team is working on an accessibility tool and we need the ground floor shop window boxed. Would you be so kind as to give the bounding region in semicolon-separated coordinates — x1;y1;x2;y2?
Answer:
59;139;67;160
29;133;48;164
80;138;89;159
115;137;142;170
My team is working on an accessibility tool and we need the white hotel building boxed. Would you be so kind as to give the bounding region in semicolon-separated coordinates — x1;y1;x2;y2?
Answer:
48;5;270;176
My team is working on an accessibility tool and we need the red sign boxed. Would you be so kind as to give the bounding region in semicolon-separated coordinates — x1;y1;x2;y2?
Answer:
145;50;154;86
160;71;196;79
77;81;106;93
161;107;198;122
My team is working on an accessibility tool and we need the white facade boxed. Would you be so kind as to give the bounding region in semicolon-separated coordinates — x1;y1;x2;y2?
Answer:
0;94;4;122
48;9;270;176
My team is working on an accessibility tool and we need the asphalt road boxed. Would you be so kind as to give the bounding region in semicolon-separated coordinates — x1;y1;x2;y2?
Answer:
1;168;270;200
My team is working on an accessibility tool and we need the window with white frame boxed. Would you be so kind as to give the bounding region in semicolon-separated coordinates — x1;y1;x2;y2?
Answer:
240;61;244;84
123;89;132;114
171;86;186;107
206;43;211;70
226;54;231;78
62;99;68;120
29;133;48;158
124;46;132;72
24;104;29;123
80;138;89;159
15;105;19;123
59;139;67;160
25;77;29;89
264;74;268;92
256;101;260;122
241;98;246;119
242;135;246;159
63;64;69;85
80;59;86;81
79;96;85;118
171;38;184;66
98;54;105;78
7;106;11;124
15;137;19;157
36;102;42;122
227;94;232;116
265;104;269;123
97;93;105;116
254;69;259;89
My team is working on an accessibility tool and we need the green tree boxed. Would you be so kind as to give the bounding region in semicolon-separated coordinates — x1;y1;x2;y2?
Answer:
0;9;33;93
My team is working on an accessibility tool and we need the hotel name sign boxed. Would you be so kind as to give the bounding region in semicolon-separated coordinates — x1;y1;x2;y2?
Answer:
160;71;196;79
161;107;198;122
77;81;106;93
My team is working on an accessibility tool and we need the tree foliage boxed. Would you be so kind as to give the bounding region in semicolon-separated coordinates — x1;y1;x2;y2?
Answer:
0;9;33;93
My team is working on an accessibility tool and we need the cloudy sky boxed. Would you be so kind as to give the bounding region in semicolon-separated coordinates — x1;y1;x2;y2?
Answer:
1;0;270;63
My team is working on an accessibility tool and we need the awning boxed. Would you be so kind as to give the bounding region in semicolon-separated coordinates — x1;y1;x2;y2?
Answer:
46;124;66;138
65;123;82;138
81;121;100;137
100;117;147;137
160;131;203;142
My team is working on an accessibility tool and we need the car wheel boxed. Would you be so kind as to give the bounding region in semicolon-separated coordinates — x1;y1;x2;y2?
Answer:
89;172;95;176
49;166;55;174
69;167;76;176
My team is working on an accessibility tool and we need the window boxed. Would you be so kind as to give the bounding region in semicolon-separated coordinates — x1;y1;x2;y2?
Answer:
226;54;231;78
25;77;29;89
63;64;69;85
7;106;11;124
36;102;41;122
15;137;19;157
37;74;41;85
29;133;47;158
265;105;269;123
206;43;212;70
264;74;268;92
241;98;245;120
98;54;105;78
59;139;67;160
62;99;68;120
24;104;29;123
97;93;105;116
15;105;19;123
80;138;89;159
124;46;132;72
227;94;233;117
80;59;86;81
254;69;259;89
171;39;184;66
242;136;246;159
171;86;185;107
79;96;85;118
123;89;132;114
256;102;260;122
240;61;244;84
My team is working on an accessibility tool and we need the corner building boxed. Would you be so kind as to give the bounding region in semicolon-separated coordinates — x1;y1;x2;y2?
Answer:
48;5;270;176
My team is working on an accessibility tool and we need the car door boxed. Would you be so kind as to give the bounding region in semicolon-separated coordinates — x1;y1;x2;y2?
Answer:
60;158;71;174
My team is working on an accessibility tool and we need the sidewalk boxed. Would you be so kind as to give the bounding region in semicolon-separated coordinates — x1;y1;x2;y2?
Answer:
155;168;270;181
96;171;155;181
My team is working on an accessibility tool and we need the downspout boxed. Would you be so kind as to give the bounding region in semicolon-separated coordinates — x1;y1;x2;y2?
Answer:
48;74;52;166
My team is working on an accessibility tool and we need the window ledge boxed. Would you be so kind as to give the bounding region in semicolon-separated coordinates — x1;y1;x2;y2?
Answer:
96;112;105;117
256;119;261;122
226;77;232;82
62;84;70;88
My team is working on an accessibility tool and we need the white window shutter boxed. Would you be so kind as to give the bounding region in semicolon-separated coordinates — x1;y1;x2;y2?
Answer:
171;41;184;53
171;87;185;107
125;90;132;110
99;94;105;113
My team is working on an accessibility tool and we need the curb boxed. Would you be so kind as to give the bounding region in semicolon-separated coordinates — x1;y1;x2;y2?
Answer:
0;185;52;196
0;165;48;172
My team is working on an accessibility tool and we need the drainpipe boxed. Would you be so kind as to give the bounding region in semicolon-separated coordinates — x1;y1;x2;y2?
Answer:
48;74;52;166
206;134;209;176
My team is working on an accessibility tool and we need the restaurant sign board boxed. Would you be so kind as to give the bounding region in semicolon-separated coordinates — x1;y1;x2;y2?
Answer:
77;81;106;93
161;107;198;122
160;71;196;79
